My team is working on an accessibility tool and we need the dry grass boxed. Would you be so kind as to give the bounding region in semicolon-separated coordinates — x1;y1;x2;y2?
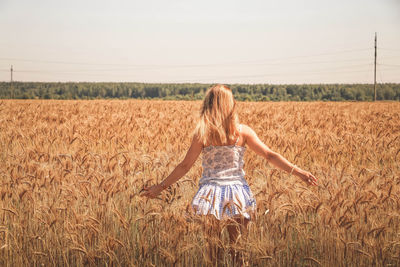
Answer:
0;99;399;266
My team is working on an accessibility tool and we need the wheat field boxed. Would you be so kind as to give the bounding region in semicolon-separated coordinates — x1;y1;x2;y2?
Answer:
0;99;399;266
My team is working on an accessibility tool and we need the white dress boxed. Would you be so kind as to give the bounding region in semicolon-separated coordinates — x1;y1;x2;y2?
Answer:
191;125;257;220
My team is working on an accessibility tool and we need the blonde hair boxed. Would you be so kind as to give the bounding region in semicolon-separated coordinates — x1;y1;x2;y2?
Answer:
194;84;239;146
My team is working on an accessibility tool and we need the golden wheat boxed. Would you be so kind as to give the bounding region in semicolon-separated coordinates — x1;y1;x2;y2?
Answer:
0;99;399;266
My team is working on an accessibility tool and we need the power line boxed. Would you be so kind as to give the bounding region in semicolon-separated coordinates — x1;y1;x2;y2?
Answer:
0;47;373;68
169;68;374;83
376;55;400;60
0;63;377;84
377;68;400;72
234;48;373;64
1;45;398;83
378;63;400;68
8;62;372;78
379;48;400;52
9;62;373;75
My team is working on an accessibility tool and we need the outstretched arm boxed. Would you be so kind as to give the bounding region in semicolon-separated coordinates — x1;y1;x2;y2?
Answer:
242;125;318;186
141;134;203;199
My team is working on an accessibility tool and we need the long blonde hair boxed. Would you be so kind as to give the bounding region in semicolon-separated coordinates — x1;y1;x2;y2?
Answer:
194;84;239;146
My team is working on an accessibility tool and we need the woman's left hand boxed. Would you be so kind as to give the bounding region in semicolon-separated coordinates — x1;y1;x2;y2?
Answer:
140;184;164;199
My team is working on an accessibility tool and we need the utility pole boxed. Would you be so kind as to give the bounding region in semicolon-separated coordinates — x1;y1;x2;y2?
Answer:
10;65;13;99
374;32;377;101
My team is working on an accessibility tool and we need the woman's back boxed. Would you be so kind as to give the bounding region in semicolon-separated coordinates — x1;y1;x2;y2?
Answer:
199;125;247;186
192;124;256;220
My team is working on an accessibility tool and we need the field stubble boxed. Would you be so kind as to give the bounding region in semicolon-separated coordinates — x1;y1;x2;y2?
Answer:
0;100;399;266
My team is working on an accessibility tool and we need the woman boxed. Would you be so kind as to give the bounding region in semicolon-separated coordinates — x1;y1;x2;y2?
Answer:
142;84;318;265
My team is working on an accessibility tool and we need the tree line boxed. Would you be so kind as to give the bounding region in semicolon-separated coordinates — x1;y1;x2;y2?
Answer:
1;82;399;101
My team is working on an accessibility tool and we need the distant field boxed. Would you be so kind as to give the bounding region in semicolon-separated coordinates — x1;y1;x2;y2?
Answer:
0;100;399;266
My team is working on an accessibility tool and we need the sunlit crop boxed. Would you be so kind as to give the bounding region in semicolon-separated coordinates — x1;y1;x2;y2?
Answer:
0;99;399;266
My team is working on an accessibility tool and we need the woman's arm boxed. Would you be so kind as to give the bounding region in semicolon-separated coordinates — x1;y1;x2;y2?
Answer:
242;125;318;186
141;134;203;199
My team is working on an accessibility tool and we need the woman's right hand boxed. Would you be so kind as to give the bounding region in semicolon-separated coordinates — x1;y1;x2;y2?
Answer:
297;169;318;186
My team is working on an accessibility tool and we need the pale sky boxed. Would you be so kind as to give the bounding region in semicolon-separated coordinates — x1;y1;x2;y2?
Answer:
0;0;399;84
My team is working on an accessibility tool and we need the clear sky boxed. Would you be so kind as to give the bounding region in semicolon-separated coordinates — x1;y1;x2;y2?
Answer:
0;0;399;84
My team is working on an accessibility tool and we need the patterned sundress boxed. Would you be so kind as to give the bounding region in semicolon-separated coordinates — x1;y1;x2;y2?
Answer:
191;125;257;220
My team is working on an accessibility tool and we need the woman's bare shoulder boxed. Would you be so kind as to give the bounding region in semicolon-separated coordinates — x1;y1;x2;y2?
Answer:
239;124;258;146
240;124;256;136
